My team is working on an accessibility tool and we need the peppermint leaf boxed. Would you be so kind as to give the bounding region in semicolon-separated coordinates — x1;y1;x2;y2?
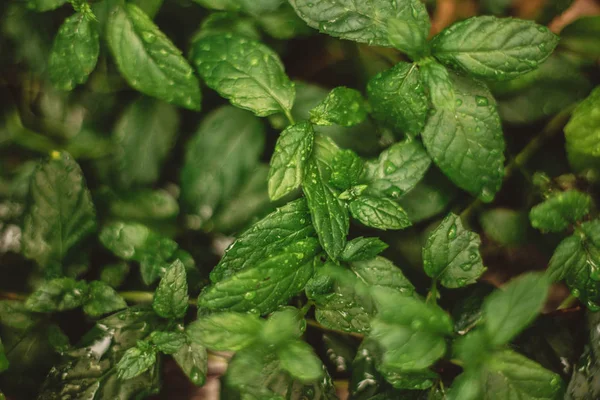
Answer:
173;341;208;386
340;237;388;262
26;278;89;313
330;149;364;191
191;33;295;116
48;13;99;90
564;86;600;157
116;342;157;381
431;16;559;80
367;62;428;135
83;281;127;317
423;212;485;288
310;87;368;127
22;151;96;272
529;190;592;232
349;196;411;230
386;0;430;60
278;340;324;382
153;260;189;319
107;4;201;110
268;121;314;201
149;331;187;354
186;312;263;351
422;71;505;202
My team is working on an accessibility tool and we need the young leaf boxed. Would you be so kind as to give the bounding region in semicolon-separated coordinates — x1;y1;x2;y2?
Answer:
564;87;600;158
303;135;349;259
482;272;549;346
173;341;208;386
278;340;324;382
309;87;368;127
547;220;600;311
423;212;485;288
48;13;99;90
25;278;89;313
186;312;263;351
198;239;319;314
210;198;315;282
422;71;505;202
268;121;314;201
152;260;189;319
113;97;179;189
107;4;201;110
363;140;431;199
420;60;455;109
289;0;429;47
22;152;96;272
330;149;363;191
83;281;127;317
349;196;411;230
387;0;430;60
340;237;388;262
261;308;305;346
190;33;295;116
149;331;187;354
181;106;265;221
116;342;157;381
529;190;592;232
367;62;428;135
431;16;559;80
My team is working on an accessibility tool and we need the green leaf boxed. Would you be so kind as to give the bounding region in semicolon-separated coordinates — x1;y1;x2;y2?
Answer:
149;331;187;354
349;195;411;230
278;340;324;383
560;16;600;58
422;71;505;202
0;301;40;331
547;220;600;311
420;60;455;109
386;0;430;59
309;87;368;127
116;342;157;381
431;16;559;81
330;149;363;191
210;198;315;282
0;338;9;373
565;87;600;158
112;97;179;189
529;190;592;232
191;33;295;116
363;140;431;199
482;350;564;399
27;0;67;11
26;278;88;313
186;312;263;351
261;308;305;346
303;135;349;259
193;11;261;41
107;4;201;110
482;272;549;346
106;189;179;222
397;168;457;223
480;209;529;246
22;151;96;271
257;4;313;39
48;13;99;90
367;62;428;135
340;237;388;262
83;281;127;317
199;239;319;314
423;212;485;288
173;341;208;386
181;106;265;223
268;121;314;201
289;0;428;47
153;259;188;319
447;371;482;400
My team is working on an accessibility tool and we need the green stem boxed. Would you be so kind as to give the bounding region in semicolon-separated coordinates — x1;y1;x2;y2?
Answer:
426;280;438;305
558;294;578;310
283;108;295;125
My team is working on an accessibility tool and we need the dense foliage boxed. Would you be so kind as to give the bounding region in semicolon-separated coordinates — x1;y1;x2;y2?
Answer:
0;0;599;399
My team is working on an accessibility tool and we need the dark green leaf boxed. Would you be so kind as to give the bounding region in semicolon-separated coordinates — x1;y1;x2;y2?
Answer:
0;338;8;373
565;87;600;158
482;272;550;346
420;59;455;109
340;237;388;262
422;71;505;202
386;0;430;60
367;62;428;135
181;106;265;223
112;97;179;189
107;4;201;110
22;151;96;271
107;189;179;222
529;190;592;232
278;340;324;382
25;278;88;313
153;259;189;319
149;331;187;354
431;16;559;80
46;324;71;353
330;149;363;191
0;301;40;331
268;121;314;201
191;33;295;116
187;312;263;351
83;281;127;317
173;341;208;386
480;209;529;246
423;212;485;288
257;3;313;39
48;13;99;90
193;11;261;41
560;16;600;58
349;195;411;230
303;135;349;259
310;87;368;127
116;342;157;380
397;168;456;223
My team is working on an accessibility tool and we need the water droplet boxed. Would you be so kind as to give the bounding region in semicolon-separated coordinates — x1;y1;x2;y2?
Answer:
244;292;256;300
307;2;314;6
572;288;581;298
456;99;463;107
460;262;473;271
447;224;457;239
587;300;600;312
550;377;560;386
457;278;467;286
537;26;547;33
142;32;156;43
190;367;205;385
475;96;489;107
383;160;397;175
384;187;403;199
411;320;423;330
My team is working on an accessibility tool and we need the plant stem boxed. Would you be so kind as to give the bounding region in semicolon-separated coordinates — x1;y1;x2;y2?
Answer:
119;291;198;306
558;294;578;310
284;108;295;125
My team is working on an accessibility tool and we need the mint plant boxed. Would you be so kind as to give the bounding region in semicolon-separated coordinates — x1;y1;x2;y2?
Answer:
1;0;599;399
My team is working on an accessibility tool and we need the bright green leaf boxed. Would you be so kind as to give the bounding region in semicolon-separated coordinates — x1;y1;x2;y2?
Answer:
25;278;88;313
310;87;368;127
340;237;388;262
116;342;157;381
83;281;127;317
349;195;411;230
187;312;263;351
153;259;189;319
386;0;430;59
529;190;592;232
149;331;187;354
565;86;600;157
173;341;208;386
330;149;364;191
278;340;324;382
